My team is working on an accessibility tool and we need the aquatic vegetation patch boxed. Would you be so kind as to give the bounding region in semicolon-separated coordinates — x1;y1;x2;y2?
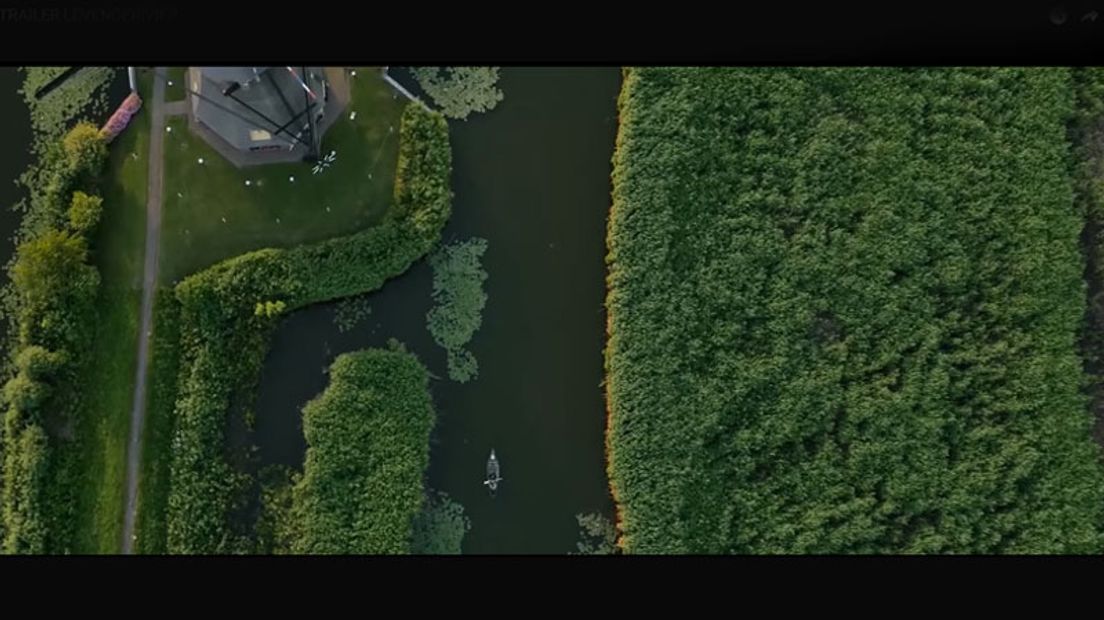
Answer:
573;512;618;555
411;490;471;555
20;67;115;151
333;294;372;333
427;237;488;383
412;67;503;120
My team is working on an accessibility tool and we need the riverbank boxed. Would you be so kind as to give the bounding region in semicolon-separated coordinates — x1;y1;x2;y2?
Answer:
254;67;621;553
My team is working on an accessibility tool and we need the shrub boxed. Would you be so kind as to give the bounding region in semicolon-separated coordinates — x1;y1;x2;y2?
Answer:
253;300;286;319
2;423;49;553
67;191;104;237
2;376;50;414
13;346;67;382
11;229;99;350
62;122;108;176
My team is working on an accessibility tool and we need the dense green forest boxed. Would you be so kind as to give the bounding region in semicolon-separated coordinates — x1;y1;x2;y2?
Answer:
605;67;1104;553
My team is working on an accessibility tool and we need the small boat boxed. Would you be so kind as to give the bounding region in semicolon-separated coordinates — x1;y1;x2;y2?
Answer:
484;449;502;496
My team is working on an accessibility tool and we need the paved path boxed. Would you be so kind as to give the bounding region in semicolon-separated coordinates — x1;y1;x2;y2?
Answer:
163;100;187;117
121;68;166;554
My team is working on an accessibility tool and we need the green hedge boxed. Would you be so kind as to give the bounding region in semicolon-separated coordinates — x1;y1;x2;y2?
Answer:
1;122;109;553
605;67;1104;553
133;289;182;554
164;105;451;554
292;349;434;554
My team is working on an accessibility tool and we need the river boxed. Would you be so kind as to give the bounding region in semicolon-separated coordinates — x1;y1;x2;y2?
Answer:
254;67;622;554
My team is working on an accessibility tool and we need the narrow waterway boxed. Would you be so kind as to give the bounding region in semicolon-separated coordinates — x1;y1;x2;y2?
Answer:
254;67;622;554
0;68;34;356
0;68;33;284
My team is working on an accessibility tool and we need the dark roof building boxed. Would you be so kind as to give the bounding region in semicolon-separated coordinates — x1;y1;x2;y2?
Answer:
186;66;349;167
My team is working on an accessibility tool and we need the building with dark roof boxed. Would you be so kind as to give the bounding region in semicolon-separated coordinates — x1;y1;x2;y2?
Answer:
186;66;349;167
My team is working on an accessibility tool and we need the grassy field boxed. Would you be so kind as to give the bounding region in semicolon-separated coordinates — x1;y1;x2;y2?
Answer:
605;67;1104;554
69;69;152;553
132;290;180;554
164;67;185;103
158;68;406;284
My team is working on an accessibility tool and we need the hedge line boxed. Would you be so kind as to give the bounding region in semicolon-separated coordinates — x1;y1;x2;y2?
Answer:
605;67;1104;553
1;123;109;553
164;105;452;554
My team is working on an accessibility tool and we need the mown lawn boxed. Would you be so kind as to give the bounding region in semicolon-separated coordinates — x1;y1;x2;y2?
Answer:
133;290;180;554
70;68;152;553
158;67;406;284
164;67;186;103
